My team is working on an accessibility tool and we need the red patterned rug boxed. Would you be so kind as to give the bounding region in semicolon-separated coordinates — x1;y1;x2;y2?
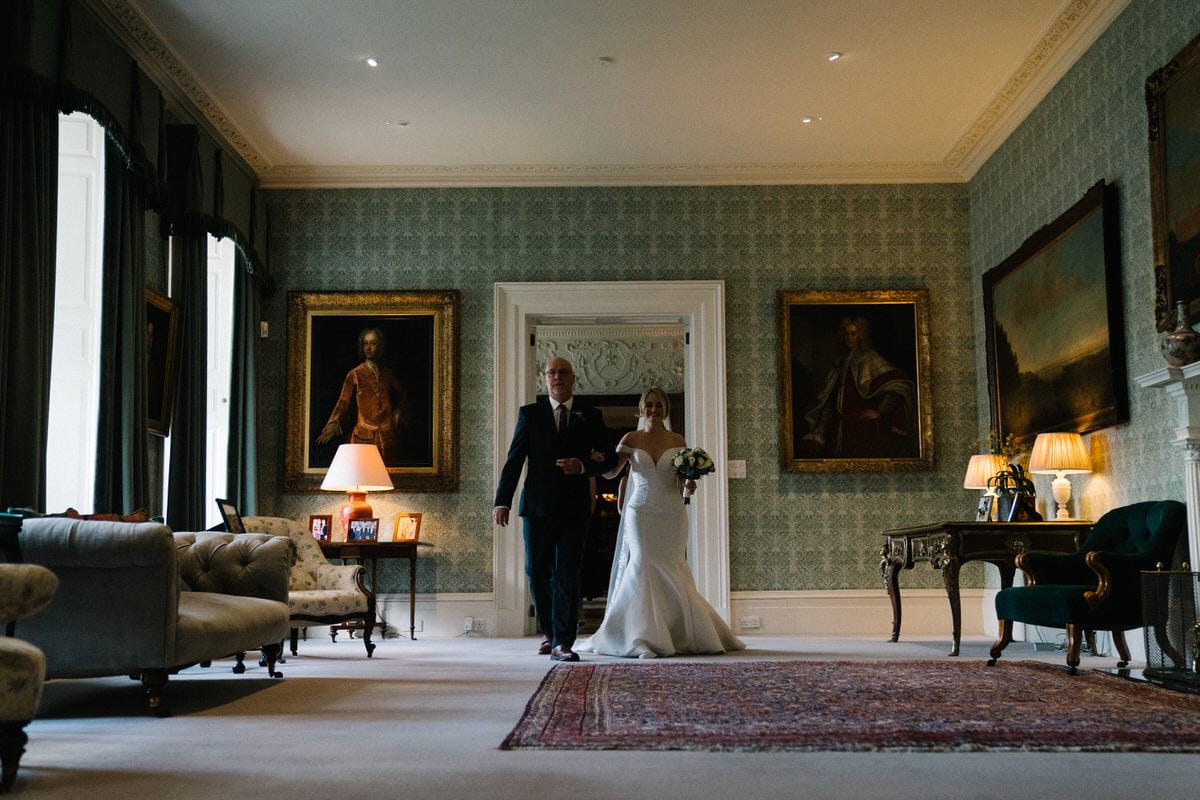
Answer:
501;660;1200;752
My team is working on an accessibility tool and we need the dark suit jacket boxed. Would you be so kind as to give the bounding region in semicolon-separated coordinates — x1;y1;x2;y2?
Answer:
494;397;613;518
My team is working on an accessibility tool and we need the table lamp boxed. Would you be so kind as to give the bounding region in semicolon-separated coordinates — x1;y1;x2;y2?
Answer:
321;443;393;535
963;454;1009;519
1027;432;1091;520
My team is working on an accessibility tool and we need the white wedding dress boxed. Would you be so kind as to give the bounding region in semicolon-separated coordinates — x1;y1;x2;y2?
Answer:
578;444;744;658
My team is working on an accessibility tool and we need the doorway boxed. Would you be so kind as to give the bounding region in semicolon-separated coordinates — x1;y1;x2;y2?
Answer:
492;281;730;637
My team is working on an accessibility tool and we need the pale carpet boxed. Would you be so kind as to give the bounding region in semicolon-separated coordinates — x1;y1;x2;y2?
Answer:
19;634;1199;799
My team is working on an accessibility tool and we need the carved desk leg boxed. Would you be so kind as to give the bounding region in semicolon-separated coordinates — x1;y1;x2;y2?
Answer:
940;557;962;657
880;542;902;642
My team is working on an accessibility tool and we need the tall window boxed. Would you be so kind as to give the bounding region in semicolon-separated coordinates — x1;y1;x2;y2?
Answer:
45;112;104;513
205;234;235;528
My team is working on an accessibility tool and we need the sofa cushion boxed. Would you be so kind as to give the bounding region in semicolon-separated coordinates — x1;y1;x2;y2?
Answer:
173;593;289;668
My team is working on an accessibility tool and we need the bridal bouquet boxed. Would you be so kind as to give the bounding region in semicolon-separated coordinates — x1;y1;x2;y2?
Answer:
672;447;715;504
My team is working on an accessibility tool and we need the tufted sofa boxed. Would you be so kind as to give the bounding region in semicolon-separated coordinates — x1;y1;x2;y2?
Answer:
1;563;58;793
16;518;293;715
243;516;376;657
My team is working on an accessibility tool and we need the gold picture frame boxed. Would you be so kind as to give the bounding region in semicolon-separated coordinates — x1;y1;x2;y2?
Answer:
777;289;933;473
1147;31;1200;331
285;290;458;493
393;512;422;542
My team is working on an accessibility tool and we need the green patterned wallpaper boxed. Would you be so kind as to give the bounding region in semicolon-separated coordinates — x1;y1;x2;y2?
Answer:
969;0;1200;519
262;185;975;595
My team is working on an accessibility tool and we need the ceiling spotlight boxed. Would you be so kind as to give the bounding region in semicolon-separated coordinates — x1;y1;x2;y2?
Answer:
596;56;615;65
384;120;410;127
825;52;842;62
365;56;380;67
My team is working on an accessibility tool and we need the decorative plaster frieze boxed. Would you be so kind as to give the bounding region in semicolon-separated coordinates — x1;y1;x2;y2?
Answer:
535;324;684;395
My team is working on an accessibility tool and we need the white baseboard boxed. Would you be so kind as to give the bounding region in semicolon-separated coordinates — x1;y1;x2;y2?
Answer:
729;589;987;638
371;589;992;641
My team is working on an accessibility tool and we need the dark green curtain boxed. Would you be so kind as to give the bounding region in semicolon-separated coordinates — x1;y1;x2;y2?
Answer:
226;246;258;514
93;132;148;514
165;128;207;532
0;74;59;511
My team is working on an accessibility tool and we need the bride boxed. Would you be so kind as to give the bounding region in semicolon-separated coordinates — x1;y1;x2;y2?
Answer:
578;387;744;658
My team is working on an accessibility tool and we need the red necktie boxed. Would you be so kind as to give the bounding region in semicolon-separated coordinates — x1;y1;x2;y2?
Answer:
556;405;567;433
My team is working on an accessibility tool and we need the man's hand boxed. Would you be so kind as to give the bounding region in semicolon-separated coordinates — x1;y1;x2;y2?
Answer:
555;457;584;475
493;507;510;527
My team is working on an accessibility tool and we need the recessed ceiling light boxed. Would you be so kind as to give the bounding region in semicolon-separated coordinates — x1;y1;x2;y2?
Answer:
384;120;410;128
365;56;380;67
596;56;615;65
825;52;842;62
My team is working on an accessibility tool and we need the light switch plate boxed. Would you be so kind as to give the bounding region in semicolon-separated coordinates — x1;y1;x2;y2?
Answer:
728;459;747;479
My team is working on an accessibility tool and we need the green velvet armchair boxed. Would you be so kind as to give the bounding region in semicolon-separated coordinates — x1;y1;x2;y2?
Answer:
987;499;1187;673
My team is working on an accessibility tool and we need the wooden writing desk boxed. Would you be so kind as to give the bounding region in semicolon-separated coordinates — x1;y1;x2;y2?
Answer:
320;540;433;640
880;520;1091;656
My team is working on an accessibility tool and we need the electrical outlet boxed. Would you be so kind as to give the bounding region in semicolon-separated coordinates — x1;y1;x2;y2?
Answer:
471;618;486;632
738;615;761;630
463;616;474;632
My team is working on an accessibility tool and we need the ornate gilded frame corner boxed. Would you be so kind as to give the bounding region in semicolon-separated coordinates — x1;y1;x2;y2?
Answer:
285;290;458;493
777;288;934;473
1147;31;1200;331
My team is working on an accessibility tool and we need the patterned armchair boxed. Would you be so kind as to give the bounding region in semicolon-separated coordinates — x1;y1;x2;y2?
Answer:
1;563;58;793
242;517;376;657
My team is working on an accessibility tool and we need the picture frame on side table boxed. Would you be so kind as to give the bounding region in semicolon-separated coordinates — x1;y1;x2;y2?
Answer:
285;290;459;493
309;514;332;543
146;288;181;437
347;518;379;542
777;289;933;473
982;180;1127;448
215;498;245;533
976;495;994;522
1147;31;1200;331
394;512;422;542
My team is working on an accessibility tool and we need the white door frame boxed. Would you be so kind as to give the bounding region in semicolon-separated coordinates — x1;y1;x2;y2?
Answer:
492;281;730;636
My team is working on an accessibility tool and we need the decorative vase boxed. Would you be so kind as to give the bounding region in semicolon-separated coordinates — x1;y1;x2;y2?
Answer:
1162;300;1200;367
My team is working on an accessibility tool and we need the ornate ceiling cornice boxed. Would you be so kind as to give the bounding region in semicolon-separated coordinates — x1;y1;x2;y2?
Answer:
91;0;268;175
942;0;1129;180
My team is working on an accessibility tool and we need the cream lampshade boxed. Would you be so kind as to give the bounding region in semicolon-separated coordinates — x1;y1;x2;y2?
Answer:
1027;432;1091;520
321;444;393;536
964;453;1009;520
963;454;1010;490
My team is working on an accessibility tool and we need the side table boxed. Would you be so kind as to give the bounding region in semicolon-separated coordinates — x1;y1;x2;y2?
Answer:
320;541;433;640
880;520;1091;655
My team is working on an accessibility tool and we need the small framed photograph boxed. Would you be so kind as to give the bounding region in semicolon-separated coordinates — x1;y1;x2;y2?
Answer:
347;518;379;541
309;514;332;542
394;512;422;542
215;498;245;533
975;495;993;522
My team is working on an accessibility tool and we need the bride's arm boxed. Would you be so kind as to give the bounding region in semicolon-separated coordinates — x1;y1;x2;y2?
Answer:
601;433;634;480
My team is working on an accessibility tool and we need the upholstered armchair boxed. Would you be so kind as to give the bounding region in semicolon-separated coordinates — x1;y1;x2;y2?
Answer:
242;516;376;657
988;499;1187;673
1;563;58;793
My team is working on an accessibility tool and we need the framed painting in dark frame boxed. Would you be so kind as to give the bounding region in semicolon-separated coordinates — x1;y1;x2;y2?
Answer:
777;289;934;473
1147;31;1200;330
285;290;458;493
146;288;180;437
982;180;1128;448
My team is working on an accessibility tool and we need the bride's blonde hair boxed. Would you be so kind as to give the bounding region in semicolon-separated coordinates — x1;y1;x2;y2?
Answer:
636;387;672;431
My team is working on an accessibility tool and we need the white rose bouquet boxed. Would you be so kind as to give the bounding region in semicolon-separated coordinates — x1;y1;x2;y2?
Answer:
671;447;715;505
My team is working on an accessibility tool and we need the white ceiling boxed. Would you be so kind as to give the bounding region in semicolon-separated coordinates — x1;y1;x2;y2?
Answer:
103;0;1128;188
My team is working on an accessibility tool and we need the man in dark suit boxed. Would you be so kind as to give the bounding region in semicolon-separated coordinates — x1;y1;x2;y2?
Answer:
493;356;613;662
